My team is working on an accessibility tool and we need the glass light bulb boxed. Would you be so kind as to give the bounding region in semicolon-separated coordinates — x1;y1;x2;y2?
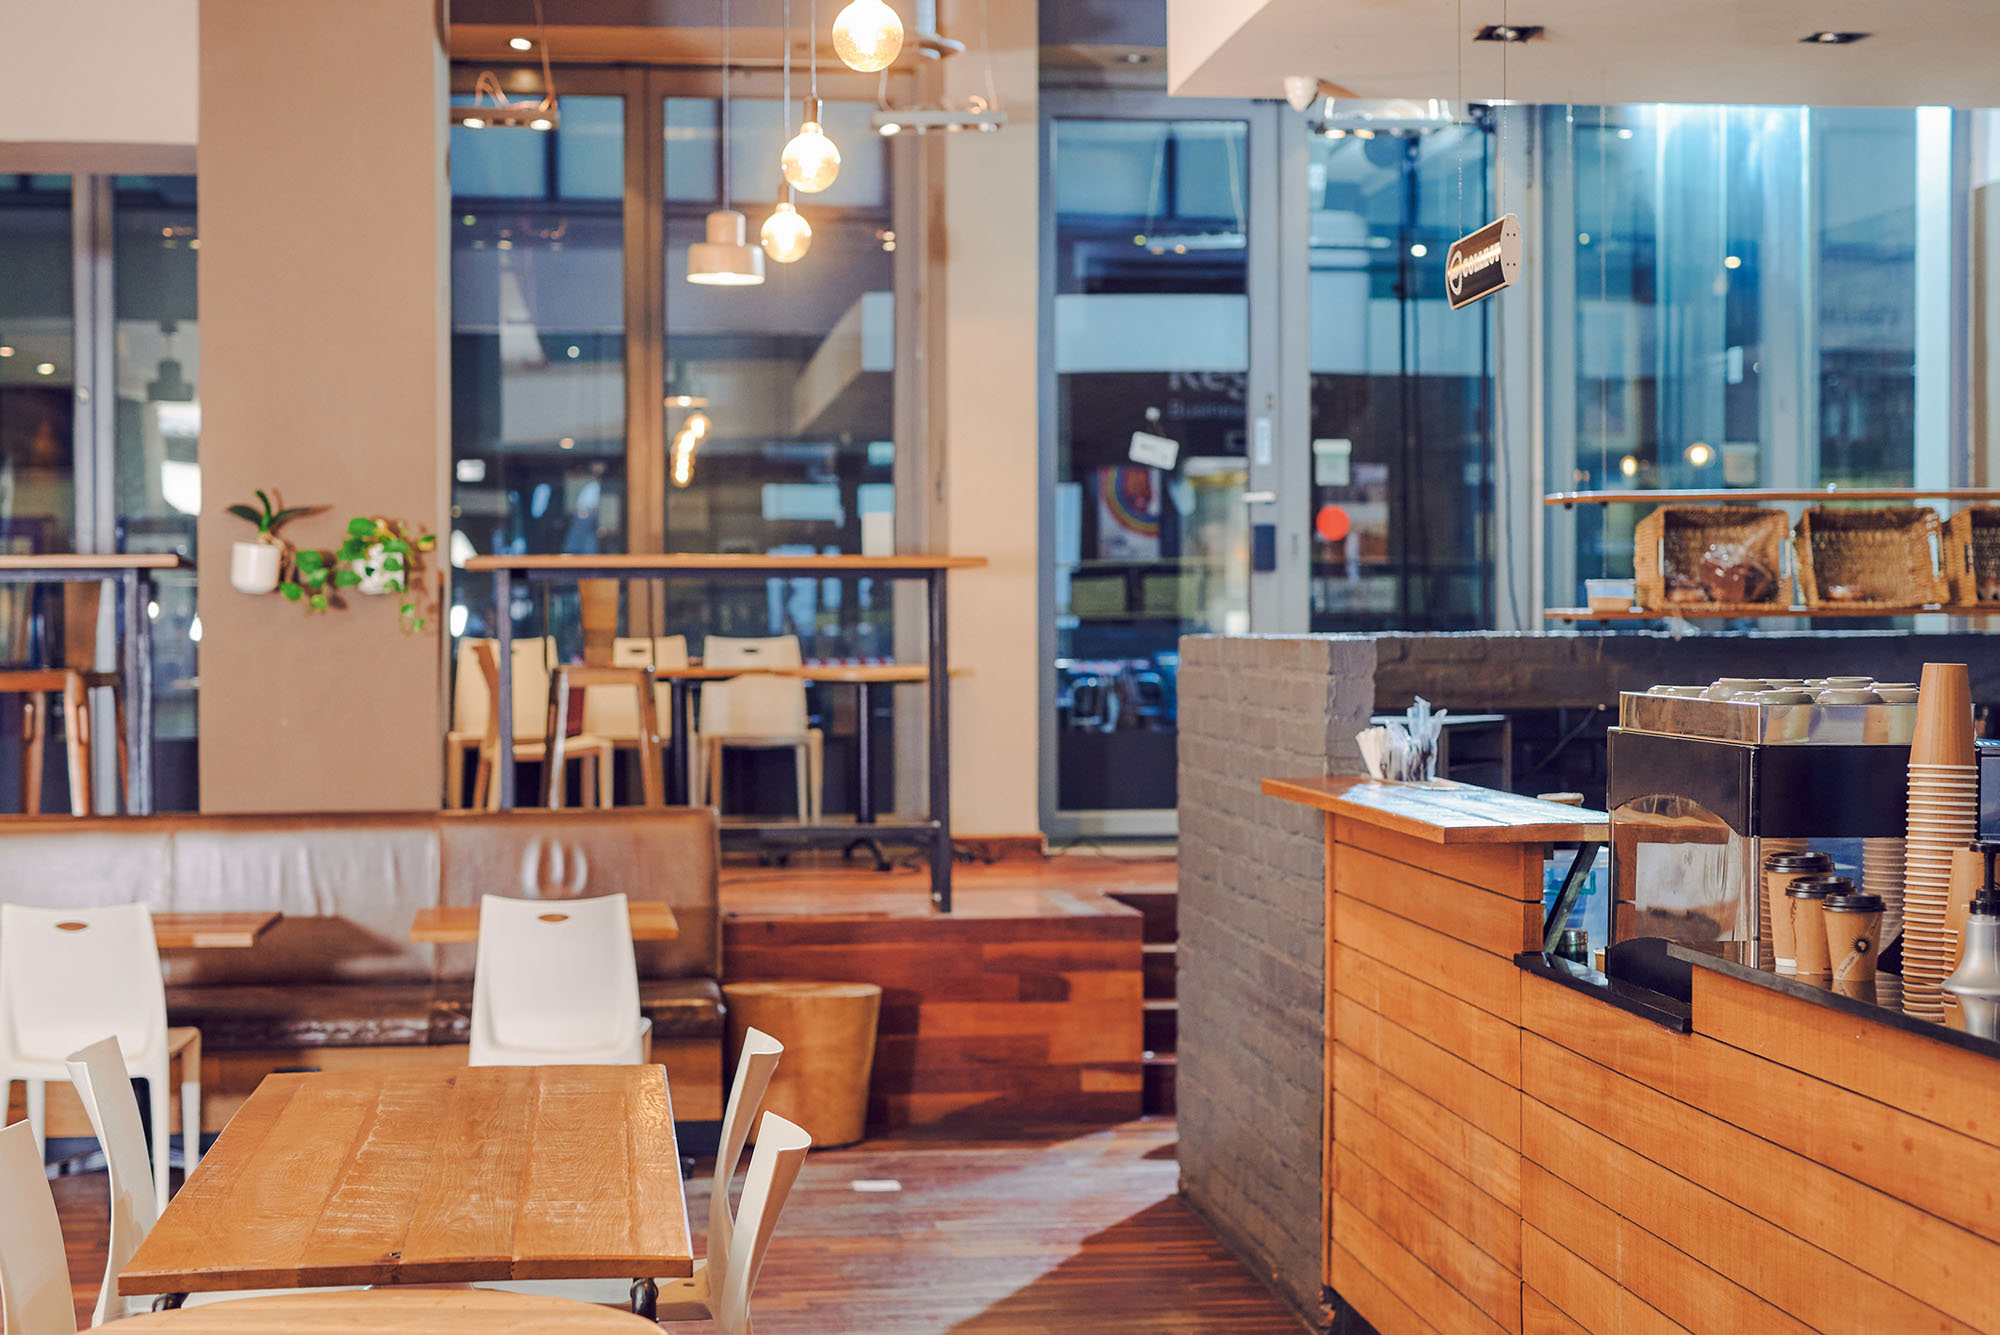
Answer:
833;0;904;72
781;120;842;193
684;410;711;438
761;202;813;263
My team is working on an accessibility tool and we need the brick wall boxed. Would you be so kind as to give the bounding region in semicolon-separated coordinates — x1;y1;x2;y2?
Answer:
1176;635;1376;1329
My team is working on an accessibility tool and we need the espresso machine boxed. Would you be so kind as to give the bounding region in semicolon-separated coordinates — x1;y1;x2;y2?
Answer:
1606;691;1911;956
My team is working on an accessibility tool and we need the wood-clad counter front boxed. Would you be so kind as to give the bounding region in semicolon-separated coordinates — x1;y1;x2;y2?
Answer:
1262;775;2000;1335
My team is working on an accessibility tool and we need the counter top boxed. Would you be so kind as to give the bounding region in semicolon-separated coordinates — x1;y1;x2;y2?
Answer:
1261;775;1608;844
1668;942;2000;1064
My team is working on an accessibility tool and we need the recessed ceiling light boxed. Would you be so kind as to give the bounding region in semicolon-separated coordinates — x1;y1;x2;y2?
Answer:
509;36;533;50
35;362;54;376
1803;30;1869;44
1723;255;1742;270
0;346;13;358
1474;23;1543;42
1119;51;1147;64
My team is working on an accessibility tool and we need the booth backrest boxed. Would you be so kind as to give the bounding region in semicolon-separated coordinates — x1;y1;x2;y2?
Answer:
0;808;720;987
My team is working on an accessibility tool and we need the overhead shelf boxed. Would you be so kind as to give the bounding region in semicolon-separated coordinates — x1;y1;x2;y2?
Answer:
1545;604;2000;621
1545;488;2000;507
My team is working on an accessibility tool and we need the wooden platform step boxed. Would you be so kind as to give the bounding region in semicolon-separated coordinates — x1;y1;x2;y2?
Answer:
1142;942;1177;999
1105;887;1177;944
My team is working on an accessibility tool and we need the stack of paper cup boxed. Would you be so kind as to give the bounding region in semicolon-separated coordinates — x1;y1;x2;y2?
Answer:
1860;837;1906;948
1903;663;1977;1020
1759;837;1808;967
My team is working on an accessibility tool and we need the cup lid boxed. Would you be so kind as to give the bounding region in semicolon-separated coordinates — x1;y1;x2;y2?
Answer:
1787;875;1852;898
1823;892;1886;913
1764;851;1835;872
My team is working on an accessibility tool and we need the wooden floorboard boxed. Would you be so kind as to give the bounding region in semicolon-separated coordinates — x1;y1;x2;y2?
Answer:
53;1119;1305;1334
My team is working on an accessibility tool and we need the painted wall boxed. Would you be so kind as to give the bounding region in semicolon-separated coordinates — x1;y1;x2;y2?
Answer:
196;0;449;811
937;0;1042;837
0;0;198;168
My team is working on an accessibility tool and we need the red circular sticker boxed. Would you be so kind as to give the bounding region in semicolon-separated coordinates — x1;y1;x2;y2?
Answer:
1315;504;1352;543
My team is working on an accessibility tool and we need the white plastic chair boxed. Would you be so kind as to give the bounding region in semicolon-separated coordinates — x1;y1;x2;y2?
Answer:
583;636;689;741
702;635;803;669
0;1119;76;1335
0;902;198;1214
68;1036;351;1325
480;1027;786;1317
467;894;651;1066
697;675;824;824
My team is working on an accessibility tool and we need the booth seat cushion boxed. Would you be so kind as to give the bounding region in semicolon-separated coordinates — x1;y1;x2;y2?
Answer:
168;982;439;1051
427;976;725;1044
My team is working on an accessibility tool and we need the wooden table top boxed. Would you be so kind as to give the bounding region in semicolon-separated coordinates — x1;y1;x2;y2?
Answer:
464;553;986;572
1261;775;1609;844
152;913;283;950
648;664;959;683
408;902;680;943
113;1289;660;1332
0;553;191;570
119;1067;691;1295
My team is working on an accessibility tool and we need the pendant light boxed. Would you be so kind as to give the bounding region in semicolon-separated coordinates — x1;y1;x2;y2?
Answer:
688;0;766;286
833;0;903;71
780;0;842;192
761;182;813;262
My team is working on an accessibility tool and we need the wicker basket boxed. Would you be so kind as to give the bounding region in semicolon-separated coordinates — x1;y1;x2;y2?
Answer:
1633;506;1794;613
1942;507;2000;605
1792;506;1948;609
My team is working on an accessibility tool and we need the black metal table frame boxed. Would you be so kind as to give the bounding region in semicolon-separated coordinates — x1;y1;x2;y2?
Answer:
489;561;956;910
0;565;158;815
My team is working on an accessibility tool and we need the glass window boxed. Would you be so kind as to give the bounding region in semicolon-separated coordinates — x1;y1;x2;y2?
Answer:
1050;118;1250;815
0;174;76;567
113;174;200;808
449;95;627;649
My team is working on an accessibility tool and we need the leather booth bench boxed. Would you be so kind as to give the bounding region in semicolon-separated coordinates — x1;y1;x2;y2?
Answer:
0;807;724;1133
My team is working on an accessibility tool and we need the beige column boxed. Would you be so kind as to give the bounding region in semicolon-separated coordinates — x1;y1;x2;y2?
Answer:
196;0;448;812
931;0;1041;840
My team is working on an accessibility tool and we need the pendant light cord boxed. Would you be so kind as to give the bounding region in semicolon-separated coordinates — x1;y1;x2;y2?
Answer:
721;0;733;207
783;0;792;124
809;0;818;101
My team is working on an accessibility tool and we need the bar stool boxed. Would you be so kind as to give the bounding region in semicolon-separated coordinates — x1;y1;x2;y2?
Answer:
468;642;614;810
1;582;127;815
542;580;665;807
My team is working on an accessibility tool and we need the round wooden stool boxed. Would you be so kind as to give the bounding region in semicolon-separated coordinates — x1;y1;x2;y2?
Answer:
723;980;882;1147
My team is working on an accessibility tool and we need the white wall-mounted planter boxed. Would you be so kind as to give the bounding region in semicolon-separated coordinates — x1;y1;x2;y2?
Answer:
229;539;282;594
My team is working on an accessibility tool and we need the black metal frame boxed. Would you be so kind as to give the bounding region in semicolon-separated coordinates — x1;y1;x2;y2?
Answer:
488;560;956;910
0;564;159;815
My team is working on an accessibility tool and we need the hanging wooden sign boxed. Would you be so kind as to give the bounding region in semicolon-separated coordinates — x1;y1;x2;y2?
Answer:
1445;213;1523;310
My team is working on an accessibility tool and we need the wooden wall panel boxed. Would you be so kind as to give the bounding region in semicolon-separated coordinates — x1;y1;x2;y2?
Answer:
1335;945;1524;1084
1333;845;1542;954
1335;995;1519;1148
1338;1191;1511;1335
1335;898;1522;1024
1521;1224;1616;1334
724;911;1142;1132
1337;1145;1521;1333
1522;1284;1591;1335
1331;1240;1435;1335
1331;818;1540;898
1336;1094;1520;1273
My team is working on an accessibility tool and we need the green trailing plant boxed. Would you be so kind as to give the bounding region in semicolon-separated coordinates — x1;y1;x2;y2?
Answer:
277;516;437;632
224;490;314;540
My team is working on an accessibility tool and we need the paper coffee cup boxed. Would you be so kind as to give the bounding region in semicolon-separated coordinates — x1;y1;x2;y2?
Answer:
1764;852;1833;973
1788;875;1850;976
1823;892;1887;986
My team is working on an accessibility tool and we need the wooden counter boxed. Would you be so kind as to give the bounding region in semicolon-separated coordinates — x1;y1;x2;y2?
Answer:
1264;775;2000;1335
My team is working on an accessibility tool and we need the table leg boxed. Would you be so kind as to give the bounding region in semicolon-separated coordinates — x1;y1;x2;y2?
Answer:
152;1294;187;1312
927;571;952;912
667;678;691;805
854;680;876;824
495;568;515;809
630;1277;658;1319
125;571;154;815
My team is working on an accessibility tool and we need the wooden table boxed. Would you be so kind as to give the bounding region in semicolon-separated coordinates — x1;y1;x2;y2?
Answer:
464;553;987;911
408;902;680;943
0;552;190;814
120;1067;691;1315
152;912;283;950
113;1289;660;1332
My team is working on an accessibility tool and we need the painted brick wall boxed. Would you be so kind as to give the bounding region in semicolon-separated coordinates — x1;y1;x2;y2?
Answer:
1176;634;1376;1329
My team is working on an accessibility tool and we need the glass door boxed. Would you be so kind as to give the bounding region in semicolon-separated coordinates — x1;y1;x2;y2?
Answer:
1043;102;1265;834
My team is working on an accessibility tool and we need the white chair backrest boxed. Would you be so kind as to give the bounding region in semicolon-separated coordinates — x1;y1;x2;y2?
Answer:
708;1029;784;1273
699;674;808;738
454;637;554;737
712;1111;812;1335
0;1120;79;1335
472;894;641;1055
66;1036;157;1327
703;635;803;669
0;903;166;1067
581;637;689;738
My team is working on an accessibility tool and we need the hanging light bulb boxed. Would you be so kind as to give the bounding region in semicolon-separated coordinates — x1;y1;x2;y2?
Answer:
832;0;903;71
670;425;699;488
761;183;814;263
781;97;841;193
684;409;712;438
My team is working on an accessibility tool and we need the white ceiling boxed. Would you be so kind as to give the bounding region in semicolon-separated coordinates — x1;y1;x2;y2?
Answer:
1167;0;2000;107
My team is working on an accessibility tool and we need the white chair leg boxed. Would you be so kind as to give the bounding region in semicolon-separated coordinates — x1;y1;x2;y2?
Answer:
149;1077;171;1213
181;1077;202;1183
23;1079;45;1158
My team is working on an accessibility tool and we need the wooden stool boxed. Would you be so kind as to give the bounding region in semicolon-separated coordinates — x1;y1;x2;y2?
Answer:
467;642;614;810
544;664;664;806
722;980;882;1147
1;669;88;814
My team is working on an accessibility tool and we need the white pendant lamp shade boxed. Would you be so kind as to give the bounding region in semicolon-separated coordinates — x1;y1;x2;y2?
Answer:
833;0;903;71
687;208;766;285
781;97;842;193
761;185;813;263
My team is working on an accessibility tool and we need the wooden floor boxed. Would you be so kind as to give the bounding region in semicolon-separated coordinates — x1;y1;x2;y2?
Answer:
718;844;1179;917
54;1120;1307;1334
